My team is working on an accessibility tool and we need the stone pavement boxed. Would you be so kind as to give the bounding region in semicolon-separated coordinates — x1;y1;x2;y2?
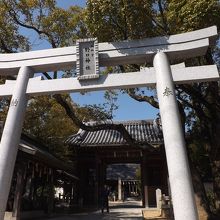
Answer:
40;198;143;220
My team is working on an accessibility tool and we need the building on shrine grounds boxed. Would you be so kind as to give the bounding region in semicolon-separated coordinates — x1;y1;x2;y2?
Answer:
65;119;169;208
2;131;78;220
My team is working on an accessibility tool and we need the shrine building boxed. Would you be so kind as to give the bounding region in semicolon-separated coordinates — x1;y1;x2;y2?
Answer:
65;119;169;208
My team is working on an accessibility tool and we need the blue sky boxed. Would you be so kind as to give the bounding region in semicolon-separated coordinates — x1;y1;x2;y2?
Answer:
57;0;86;8
71;90;158;121
55;0;158;121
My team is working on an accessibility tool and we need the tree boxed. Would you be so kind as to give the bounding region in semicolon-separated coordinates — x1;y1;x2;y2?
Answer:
0;1;29;53
167;1;220;217
86;0;155;41
23;96;78;159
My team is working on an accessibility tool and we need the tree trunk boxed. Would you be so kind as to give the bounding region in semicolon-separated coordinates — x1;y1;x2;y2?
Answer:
207;80;220;217
189;155;211;220
211;160;220;215
210;113;220;216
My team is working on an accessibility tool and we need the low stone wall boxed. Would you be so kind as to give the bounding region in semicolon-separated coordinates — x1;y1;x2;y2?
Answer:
142;208;170;220
4;212;15;220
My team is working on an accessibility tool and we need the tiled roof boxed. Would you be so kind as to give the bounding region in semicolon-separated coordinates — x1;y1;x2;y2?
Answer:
65;120;163;147
18;134;77;178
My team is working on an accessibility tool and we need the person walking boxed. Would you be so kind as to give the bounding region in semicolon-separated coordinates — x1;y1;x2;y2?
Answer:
100;185;110;213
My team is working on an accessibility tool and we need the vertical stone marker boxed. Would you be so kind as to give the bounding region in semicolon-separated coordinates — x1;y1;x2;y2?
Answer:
154;52;199;220
156;188;162;209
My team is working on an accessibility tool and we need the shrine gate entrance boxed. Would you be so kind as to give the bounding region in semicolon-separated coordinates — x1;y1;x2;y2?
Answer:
0;26;219;220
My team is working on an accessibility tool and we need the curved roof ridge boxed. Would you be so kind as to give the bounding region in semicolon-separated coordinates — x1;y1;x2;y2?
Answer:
84;119;155;126
65;119;163;147
114;119;154;124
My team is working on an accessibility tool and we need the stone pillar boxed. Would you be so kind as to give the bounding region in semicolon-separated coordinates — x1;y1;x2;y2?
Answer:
156;188;162;209
128;182;131;196
144;186;148;208
131;183;134;194
0;66;33;220
153;52;198;220
118;177;122;201
141;155;148;207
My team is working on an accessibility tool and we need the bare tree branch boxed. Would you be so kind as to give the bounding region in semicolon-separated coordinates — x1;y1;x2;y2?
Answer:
42;72;52;80
127;88;159;109
158;0;169;34
53;94;134;145
3;1;57;48
179;84;213;110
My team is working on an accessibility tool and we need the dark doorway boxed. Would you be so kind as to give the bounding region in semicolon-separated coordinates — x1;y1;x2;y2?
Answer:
106;163;142;204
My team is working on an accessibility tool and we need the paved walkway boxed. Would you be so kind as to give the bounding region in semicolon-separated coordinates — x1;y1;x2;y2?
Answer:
40;198;143;220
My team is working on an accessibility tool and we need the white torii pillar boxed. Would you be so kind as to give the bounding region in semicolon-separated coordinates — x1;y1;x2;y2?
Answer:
0;67;33;219
154;52;199;220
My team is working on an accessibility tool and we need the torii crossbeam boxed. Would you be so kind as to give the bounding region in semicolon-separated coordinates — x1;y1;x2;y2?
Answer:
0;26;219;220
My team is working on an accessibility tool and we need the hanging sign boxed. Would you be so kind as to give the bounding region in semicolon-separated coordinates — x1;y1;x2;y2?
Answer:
76;38;99;80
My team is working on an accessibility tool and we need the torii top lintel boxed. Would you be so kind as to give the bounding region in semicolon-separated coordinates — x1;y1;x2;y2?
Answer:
0;26;217;76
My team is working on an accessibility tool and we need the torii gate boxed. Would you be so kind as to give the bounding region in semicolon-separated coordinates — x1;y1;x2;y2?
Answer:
0;26;219;220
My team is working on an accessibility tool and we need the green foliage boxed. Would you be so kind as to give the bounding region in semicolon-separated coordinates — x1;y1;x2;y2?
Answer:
103;90;118;118
167;0;220;33
207;190;217;213
0;1;29;52
23;96;78;159
85;0;155;41
3;0;86;47
86;0;220;39
189;139;211;180
39;5;87;46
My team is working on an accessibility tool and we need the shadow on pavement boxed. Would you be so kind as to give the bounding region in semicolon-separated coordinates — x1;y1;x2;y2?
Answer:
39;198;143;220
40;211;143;220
